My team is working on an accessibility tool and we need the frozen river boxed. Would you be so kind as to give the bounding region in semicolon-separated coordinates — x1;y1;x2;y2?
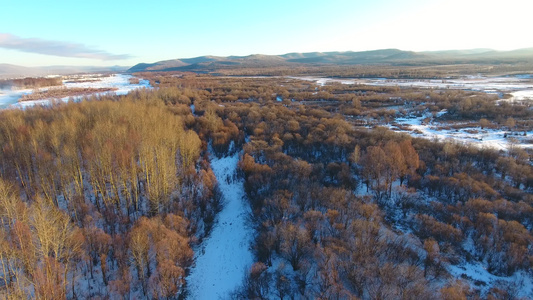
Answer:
0;74;150;109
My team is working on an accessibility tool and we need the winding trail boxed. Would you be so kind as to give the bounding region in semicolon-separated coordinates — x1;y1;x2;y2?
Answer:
187;152;254;299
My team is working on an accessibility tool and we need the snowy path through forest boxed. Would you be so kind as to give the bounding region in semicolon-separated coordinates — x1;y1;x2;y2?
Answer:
186;152;254;299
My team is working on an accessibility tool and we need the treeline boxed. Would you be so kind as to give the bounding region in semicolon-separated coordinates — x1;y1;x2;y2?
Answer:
0;97;220;298
19;87;118;102
0;77;63;89
137;73;532;131
136;61;533;79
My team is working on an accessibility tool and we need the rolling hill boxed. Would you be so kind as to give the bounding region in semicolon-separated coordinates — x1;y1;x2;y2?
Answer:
129;48;533;73
3;48;532;78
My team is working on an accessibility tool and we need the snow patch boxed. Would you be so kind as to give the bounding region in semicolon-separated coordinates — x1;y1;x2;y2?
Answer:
389;112;532;151
447;263;533;298
510;89;533;101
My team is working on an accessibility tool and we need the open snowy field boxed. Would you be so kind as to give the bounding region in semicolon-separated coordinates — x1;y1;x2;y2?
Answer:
390;110;533;151
294;74;533;100
0;74;150;109
510;89;533;101
62;74;150;95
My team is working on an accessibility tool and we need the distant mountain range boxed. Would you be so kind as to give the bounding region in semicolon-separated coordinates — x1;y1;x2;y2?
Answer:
0;64;129;79
128;48;533;73
2;48;532;78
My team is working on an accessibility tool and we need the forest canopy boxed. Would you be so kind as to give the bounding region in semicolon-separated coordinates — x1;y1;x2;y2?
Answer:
0;73;531;299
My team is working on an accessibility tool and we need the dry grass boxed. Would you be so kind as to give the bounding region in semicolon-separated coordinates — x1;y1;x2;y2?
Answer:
129;77;140;84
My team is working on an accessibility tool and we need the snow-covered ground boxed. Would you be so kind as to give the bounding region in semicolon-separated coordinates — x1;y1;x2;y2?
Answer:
448;263;533;298
390;110;532;151
0;74;150;109
187;152;254;300
510;89;533;101
292;75;533;100
62;74;150;95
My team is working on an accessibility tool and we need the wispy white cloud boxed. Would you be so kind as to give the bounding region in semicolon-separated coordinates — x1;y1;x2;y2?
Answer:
0;33;131;60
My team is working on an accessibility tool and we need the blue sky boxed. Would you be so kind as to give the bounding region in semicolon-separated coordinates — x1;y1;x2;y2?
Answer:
0;0;530;67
